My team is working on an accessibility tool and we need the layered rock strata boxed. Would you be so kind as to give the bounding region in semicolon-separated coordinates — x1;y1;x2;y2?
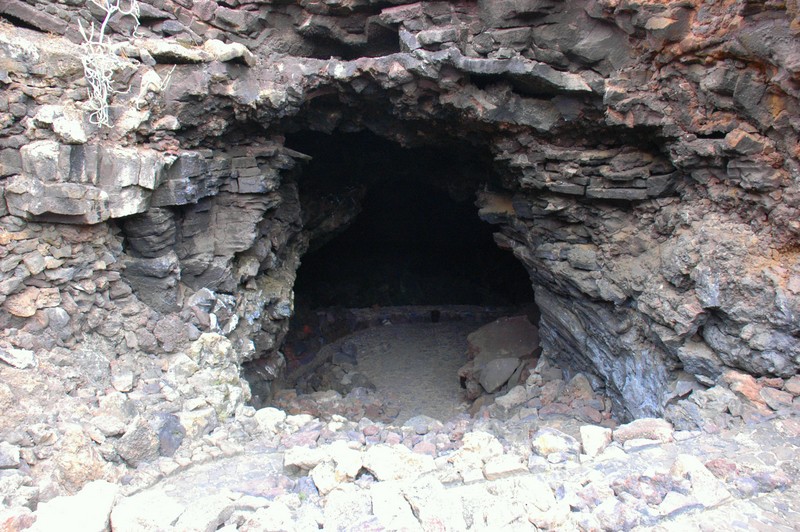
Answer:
0;0;799;497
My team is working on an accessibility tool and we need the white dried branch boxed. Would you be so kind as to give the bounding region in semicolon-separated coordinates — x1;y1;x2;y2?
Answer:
78;0;140;126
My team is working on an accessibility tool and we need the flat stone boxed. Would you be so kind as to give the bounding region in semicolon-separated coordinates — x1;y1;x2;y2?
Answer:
784;375;800;396
31;480;118;532
760;387;794;410
479;357;522;393
370;482;422;531
468;316;540;365
483;454;527;480
670;454;731;508
613;418;673;444
323;484;373;531
174;494;238;532
403;415;443;435
0;0;68;34
135;38;213;63
494;385;528;410
3;287;39;317
586;187;648;200
284;446;327;471
722;370;765;405
111;489;186;531
658;490;698;516
363;444;435;481
402;477;467;531
202;39;255;66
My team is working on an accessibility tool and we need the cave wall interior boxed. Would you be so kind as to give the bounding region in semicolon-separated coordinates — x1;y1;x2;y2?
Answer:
1;0;800;490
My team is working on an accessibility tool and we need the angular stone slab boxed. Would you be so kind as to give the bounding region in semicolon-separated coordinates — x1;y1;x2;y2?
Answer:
468;315;539;367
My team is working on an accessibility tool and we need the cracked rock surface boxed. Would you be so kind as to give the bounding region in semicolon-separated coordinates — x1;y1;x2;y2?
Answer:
0;0;800;528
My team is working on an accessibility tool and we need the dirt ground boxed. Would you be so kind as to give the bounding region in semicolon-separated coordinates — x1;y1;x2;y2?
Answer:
345;322;477;424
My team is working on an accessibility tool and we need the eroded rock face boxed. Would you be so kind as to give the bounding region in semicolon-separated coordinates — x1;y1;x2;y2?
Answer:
0;0;799;497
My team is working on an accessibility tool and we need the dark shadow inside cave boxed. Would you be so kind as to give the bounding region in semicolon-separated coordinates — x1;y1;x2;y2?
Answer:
294;180;534;308
287;131;535;310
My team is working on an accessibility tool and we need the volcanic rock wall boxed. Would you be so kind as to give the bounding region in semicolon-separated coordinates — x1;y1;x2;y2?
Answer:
1;0;799;493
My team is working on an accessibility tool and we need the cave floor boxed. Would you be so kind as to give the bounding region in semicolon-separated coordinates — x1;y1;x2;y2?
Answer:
319;321;476;424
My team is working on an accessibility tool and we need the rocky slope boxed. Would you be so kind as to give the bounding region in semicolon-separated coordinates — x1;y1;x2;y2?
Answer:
0;0;799;513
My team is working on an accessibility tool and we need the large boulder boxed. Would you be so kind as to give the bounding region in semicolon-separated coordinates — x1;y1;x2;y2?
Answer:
459;316;539;397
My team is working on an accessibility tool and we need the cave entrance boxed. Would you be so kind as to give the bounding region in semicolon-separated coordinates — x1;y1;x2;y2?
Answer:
293;167;533;310
272;131;538;422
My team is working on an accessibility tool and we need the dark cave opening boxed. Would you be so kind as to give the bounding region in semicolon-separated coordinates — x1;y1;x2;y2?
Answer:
286;130;535;310
257;130;539;401
293;179;533;308
251;131;538;407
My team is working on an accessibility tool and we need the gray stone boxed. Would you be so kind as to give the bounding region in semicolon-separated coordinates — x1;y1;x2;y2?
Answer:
677;339;724;381
0;148;22;177
157;414;185;457
670;454;731;508
0;0;68;34
585;187;648;201
122;208;176;258
370;482;421;531
760;387;794;411
483;454;527;480
323;484;373;531
173;494;236;532
5;175;110;224
784;375;800;396
115;417;160;467
479;357;521;393
202;39;256;67
0;344;36;369
0;442;20;469
402;477;467;531
403;415;443;435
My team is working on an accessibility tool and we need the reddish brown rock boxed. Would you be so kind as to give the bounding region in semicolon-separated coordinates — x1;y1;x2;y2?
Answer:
3;288;39;318
722;371;766;405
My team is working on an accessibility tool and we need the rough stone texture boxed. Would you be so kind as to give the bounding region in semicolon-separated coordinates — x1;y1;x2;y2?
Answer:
82;378;800;531
613;418;674;444
459;316;539;397
0;0;799;510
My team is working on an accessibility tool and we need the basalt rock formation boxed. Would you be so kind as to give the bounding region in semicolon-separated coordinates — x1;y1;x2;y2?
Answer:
1;0;799;498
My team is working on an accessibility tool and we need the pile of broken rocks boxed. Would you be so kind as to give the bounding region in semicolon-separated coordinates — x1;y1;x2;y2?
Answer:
4;355;798;531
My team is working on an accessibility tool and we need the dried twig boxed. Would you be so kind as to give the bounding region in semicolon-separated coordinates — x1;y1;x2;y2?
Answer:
78;0;140;126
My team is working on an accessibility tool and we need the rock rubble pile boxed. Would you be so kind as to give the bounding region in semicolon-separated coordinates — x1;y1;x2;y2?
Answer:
5;352;798;531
